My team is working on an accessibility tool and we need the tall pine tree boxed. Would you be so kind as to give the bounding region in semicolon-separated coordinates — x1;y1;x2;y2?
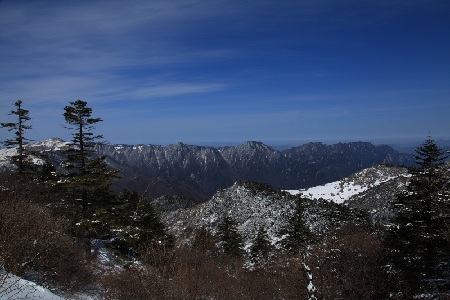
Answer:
386;137;450;296
1;100;34;173
62;100;118;216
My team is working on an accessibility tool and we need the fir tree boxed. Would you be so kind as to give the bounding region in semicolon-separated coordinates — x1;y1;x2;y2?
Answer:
414;136;447;173
385;137;450;296
37;154;58;183
280;197;314;252
94;190;173;257
128;192;171;247
1;100;34;173
217;215;244;257
62;100;119;215
250;226;272;260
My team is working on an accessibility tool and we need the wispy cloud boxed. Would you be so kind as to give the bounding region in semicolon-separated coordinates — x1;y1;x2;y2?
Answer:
131;83;227;98
0;0;235;101
0;0;448;144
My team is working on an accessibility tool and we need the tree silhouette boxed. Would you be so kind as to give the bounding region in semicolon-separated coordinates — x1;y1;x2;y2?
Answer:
1;100;34;173
250;226;272;261
386;137;450;296
280;197;314;252
217;215;244;257
62;100;119;215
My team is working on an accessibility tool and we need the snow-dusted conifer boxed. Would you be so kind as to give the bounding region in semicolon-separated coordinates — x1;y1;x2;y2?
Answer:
280;197;314;252
218;215;244;257
62;100;119;215
1;100;34;173
94;190;172;257
250;226;272;260
386;137;450;296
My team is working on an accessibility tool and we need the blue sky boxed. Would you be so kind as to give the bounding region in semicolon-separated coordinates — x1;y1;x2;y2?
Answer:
0;0;449;146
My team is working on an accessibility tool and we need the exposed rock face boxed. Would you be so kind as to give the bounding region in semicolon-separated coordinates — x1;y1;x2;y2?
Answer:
0;139;413;202
95;141;413;201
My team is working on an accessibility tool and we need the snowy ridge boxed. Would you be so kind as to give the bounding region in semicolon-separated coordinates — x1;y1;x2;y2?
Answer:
1;138;413;202
27;138;71;151
286;165;410;204
169;181;296;249
166;180;353;251
96;139;413;201
0;138;70;169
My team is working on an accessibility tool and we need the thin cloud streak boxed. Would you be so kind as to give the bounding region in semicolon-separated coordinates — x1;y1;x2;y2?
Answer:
0;0;449;144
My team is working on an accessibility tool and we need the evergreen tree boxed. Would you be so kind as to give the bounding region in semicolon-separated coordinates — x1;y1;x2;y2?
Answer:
385;137;450;296
217;215;244;257
95;190;173;257
250;226;272;260
414;136;447;173
280;197;314;252
37;154;58;183
62;100;119;215
128;192;172;248
1;100;34;173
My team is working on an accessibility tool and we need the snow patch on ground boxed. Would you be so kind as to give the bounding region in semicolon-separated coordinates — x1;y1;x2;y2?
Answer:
286;165;409;204
0;272;63;300
286;181;368;204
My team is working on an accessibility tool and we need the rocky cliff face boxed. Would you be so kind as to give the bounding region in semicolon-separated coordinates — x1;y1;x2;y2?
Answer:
0;138;413;202
96;143;233;201
96;141;413;201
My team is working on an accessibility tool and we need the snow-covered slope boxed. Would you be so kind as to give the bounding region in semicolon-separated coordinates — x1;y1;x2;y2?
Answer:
0;147;19;169
0;272;63;300
0;138;70;169
26;138;71;152
168;181;295;248
286;165;410;204
166;180;352;251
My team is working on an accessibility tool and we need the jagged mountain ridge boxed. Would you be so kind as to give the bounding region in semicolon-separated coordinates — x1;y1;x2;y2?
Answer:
0;138;413;202
96;140;413;201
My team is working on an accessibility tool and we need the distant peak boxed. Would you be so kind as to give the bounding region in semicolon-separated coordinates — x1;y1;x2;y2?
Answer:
241;141;272;149
28;138;70;150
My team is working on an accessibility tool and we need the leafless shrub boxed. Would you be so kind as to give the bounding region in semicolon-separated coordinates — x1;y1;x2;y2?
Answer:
100;228;309;300
306;222;389;300
0;195;92;292
100;266;166;300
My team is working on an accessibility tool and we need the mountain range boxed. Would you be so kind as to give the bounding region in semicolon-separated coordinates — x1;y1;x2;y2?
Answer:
96;140;413;201
0;138;413;202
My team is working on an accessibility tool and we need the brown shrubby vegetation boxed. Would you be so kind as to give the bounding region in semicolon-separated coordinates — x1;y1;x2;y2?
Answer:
306;222;389;300
0;174;92;292
100;228;309;300
0;172;81;224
